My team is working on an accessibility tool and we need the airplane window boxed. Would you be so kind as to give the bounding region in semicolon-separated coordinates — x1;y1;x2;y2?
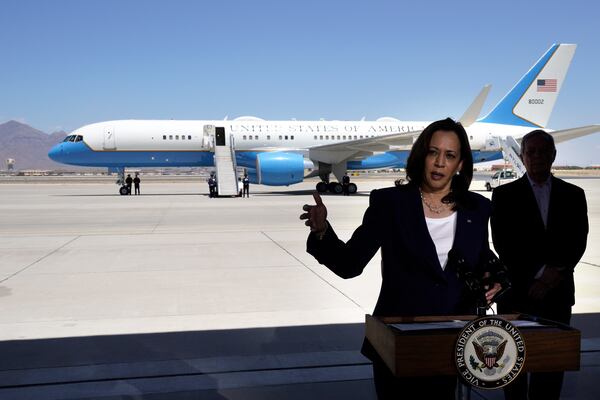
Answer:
279;135;282;140
319;135;323;140
343;136;346;140
75;136;83;142
163;135;167;140
169;135;173;140
249;136;253;140
181;135;185;140
360;136;363;139
314;135;317;140
255;135;258;140
243;135;247;140
326;136;329;140
188;135;192;140
354;135;357;139
291;135;294;140
337;135;340;140
176;135;179;140
267;135;271;140
285;135;288;140
69;136;76;142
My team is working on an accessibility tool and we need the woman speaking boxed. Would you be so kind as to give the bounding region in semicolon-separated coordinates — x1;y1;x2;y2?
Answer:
300;118;501;399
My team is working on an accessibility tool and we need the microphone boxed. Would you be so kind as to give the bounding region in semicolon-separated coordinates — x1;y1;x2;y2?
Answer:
449;249;511;316
449;249;482;294
481;250;511;304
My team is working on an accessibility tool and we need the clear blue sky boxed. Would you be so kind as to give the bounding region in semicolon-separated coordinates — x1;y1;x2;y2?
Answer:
1;0;598;165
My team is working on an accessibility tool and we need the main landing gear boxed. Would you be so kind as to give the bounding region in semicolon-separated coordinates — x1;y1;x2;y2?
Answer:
315;181;357;194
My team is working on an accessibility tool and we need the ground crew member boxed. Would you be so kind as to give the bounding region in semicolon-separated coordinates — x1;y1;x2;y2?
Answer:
208;174;217;198
125;174;133;195
133;173;141;195
242;174;250;198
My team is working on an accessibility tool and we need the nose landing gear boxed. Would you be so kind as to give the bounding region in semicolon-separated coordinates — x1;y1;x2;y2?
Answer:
112;167;129;195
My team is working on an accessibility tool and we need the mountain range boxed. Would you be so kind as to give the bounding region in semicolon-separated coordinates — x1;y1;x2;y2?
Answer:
0;120;80;170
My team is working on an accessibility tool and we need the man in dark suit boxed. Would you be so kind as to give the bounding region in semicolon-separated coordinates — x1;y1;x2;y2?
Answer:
242;174;250;198
208;173;217;198
491;130;588;400
125;174;133;195
133;173;141;195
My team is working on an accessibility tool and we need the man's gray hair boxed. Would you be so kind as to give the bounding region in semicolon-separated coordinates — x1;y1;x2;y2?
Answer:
520;129;556;155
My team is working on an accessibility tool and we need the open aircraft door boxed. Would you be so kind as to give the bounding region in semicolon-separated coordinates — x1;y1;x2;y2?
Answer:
103;126;116;150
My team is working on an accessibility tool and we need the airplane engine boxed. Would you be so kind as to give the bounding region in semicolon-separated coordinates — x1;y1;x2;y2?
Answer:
250;152;304;186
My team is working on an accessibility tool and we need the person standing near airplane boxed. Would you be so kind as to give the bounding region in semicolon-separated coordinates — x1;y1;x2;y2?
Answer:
242;174;250;198
491;130;588;400
133;173;141;195
301;118;502;399
208;173;217;198
125;174;133;195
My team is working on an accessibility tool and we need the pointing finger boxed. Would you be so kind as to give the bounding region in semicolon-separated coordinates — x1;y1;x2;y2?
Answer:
313;192;323;206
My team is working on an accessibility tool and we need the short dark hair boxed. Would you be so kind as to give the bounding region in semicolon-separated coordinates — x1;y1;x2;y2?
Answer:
406;118;473;209
520;129;556;155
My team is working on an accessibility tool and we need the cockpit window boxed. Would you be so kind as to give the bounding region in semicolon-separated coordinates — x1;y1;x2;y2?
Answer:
63;135;83;142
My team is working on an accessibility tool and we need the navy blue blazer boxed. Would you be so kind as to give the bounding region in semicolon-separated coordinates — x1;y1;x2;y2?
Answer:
307;183;492;319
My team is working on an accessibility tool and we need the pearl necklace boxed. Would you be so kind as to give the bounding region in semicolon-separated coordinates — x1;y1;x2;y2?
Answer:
419;188;453;214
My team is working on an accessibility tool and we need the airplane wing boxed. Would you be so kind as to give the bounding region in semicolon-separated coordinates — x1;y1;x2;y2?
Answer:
459;85;491;127
549;125;600;144
308;129;422;165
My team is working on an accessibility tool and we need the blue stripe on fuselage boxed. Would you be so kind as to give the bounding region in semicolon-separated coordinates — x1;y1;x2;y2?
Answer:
48;142;504;173
48;142;213;167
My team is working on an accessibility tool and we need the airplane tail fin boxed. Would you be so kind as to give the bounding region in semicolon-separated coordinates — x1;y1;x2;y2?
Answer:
478;44;576;128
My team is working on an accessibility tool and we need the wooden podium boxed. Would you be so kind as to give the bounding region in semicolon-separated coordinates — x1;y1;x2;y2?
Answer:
365;314;580;377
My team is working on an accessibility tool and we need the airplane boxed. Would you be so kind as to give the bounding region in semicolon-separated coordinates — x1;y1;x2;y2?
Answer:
48;43;599;195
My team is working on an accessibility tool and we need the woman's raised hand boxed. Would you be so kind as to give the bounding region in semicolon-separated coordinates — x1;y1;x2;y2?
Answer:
300;192;328;234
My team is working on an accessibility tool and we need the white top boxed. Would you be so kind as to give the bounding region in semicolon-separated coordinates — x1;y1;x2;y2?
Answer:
425;212;458;270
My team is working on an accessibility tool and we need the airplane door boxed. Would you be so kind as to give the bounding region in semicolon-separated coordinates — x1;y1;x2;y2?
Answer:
215;127;226;146
103;127;116;150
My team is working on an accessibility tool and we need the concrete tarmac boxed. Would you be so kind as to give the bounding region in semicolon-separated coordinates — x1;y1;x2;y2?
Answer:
0;177;598;399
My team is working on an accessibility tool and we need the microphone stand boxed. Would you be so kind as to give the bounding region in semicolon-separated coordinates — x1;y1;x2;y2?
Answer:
452;250;511;400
